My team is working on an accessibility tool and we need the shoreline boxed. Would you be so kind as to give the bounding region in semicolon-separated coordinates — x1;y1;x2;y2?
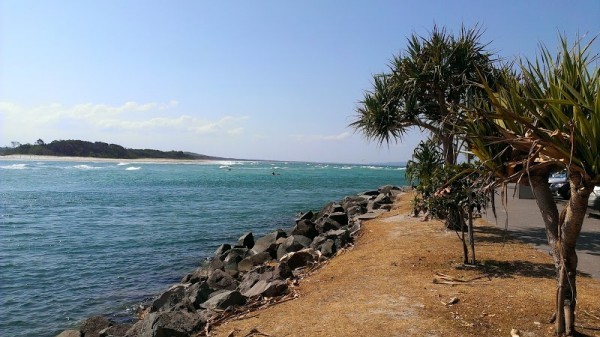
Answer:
55;185;405;337
0;154;227;164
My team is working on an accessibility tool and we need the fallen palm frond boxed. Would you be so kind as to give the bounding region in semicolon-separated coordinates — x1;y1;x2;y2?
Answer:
432;272;490;285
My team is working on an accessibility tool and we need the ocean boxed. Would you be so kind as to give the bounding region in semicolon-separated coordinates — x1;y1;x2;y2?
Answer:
0;159;406;337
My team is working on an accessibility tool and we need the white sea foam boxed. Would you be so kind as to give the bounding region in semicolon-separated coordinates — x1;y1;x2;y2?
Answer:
1;163;28;170
73;164;101;170
125;167;141;171
117;162;130;166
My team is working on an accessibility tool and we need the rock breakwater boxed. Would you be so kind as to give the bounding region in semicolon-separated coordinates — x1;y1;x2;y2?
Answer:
56;185;406;337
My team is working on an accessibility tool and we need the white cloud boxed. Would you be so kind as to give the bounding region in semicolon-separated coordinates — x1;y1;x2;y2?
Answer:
292;131;351;142
0;101;248;143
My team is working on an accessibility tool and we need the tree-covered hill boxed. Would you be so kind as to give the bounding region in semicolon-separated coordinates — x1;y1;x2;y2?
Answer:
0;139;226;160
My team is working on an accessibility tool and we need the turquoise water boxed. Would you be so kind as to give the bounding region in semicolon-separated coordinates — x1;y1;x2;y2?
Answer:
0;159;405;337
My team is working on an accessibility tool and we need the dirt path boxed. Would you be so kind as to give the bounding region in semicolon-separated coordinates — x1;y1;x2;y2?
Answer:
209;193;600;337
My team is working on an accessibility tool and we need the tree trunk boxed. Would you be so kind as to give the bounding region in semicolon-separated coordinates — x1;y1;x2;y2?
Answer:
528;174;561;270
555;173;593;336
440;135;456;165
529;172;593;336
468;202;475;264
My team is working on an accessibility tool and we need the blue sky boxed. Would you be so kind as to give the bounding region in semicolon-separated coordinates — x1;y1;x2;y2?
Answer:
1;1;598;163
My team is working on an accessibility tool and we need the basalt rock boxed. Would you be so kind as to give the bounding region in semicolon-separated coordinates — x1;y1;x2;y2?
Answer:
318;239;336;257
222;247;249;276
251;229;287;257
150;284;189;313
181;256;223;284
126;311;208;337
207;269;238;291
80;316;112;337
326;228;351;248
237;252;271;273
280;248;320;270
98;324;131;337
200;290;246;310
291;219;318;239
237;232;254;249
378;184;400;196
315;217;342;233
241;279;288;298
328;212;349;227
296;210;314;222
214;244;231;260
276;235;312;260
184;281;213;309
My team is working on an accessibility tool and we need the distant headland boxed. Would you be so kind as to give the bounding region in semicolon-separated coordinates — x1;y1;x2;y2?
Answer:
0;139;229;161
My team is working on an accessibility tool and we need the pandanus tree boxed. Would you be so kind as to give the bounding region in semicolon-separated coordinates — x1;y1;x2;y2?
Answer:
350;25;499;165
466;36;599;336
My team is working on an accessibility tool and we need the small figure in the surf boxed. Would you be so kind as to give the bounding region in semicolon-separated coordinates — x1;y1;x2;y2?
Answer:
272;171;280;176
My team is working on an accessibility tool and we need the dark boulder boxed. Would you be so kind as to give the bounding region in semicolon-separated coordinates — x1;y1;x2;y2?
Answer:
360;190;380;196
200;290;246;310
237;252;272;273
281;249;319;270
185;281;213;309
348;220;361;236
378;184;399;196
315;217;342;233
328;212;349;227
181;256;224;284
238;267;266;295
251;229;287;257
222;247;249;276
150;284;189;313
270;262;293;281
276;235;312;260
318;239;336;257
291;219;319;239
341;195;369;210
296;210;314;222
326;229;351;251
241;279;288;298
80;316;111;337
237;232;254;249
127;311;208;337
98;324;131;337
214;244;231;259
207;269;238;290
373;193;392;205
315;202;345;221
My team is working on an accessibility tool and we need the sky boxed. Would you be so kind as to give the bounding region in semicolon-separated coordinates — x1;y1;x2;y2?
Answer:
1;1;598;164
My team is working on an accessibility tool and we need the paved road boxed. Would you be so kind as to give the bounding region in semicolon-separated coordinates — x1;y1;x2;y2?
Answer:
483;184;600;279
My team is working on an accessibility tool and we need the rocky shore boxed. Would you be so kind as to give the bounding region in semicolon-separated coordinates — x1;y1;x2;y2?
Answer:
56;185;406;337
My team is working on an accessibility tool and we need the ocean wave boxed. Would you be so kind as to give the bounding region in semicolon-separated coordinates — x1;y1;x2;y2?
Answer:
73;165;102;170
117;162;130;166
125;167;141;171
1;163;28;170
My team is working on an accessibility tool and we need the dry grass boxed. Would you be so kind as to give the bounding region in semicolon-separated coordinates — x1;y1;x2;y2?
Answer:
208;193;600;337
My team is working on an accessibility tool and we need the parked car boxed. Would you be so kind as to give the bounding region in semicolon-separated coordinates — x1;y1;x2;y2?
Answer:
549;171;570;199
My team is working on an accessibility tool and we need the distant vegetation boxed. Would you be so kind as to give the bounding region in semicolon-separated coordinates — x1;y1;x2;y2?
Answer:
0;139;223;160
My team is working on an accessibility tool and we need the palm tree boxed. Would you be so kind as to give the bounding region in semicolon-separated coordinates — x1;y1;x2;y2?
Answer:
405;139;444;189
466;35;599;336
350;25;499;165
